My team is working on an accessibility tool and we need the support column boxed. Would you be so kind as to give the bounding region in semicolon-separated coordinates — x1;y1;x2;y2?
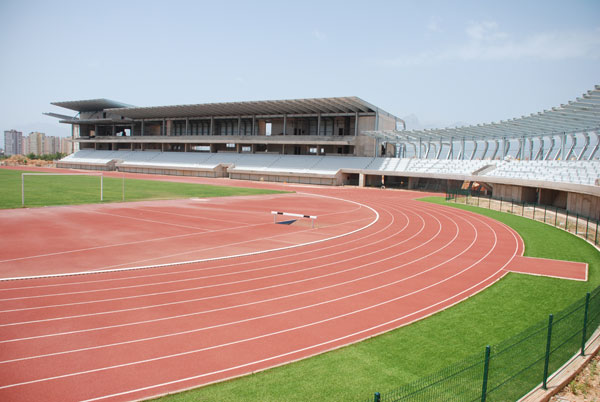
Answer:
418;137;422;158
141;120;145;137
210;116;214;136
185;118;189;136
251;116;255;136
317;113;321;136
94;124;98;137
283;114;287;136
460;137;465;160
162;119;165;136
578;132;590;160
561;132;567;160
470;140;478;160
482;140;489;159
529;137;534;160
354;112;359;136
112;125;116;136
238;116;242;135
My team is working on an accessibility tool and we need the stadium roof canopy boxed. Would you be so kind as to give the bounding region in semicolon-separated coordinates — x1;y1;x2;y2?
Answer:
51;99;134;112
104;96;387;119
365;85;600;142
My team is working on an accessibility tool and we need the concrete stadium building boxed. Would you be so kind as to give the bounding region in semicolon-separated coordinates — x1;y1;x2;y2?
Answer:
47;97;401;158
47;87;600;219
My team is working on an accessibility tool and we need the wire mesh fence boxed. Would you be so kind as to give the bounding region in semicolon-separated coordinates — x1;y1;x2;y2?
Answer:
364;285;600;402
445;190;600;246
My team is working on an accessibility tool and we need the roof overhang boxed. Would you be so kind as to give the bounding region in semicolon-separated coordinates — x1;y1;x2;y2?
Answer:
366;85;600;142
105;97;390;120
51;98;134;112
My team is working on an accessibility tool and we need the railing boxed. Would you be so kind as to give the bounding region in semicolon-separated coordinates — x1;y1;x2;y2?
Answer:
445;190;599;246
365;286;600;401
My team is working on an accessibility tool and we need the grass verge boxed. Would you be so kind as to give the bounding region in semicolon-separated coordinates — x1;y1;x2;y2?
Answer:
0;169;284;208
154;196;600;402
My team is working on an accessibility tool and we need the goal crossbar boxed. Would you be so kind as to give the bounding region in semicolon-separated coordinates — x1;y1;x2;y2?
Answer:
21;172;104;207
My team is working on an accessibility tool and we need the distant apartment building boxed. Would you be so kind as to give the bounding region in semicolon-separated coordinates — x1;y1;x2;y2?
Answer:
60;137;72;154
4;129;23;156
25;132;45;155
43;135;62;155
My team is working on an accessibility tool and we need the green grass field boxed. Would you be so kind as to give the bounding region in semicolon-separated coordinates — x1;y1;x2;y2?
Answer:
153;196;600;402
0;169;284;208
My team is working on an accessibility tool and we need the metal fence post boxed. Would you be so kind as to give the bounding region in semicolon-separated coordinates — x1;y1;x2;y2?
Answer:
533;204;536;221
544;205;547;223
511;200;514;214
477;195;480;207
555;207;558;227
481;345;491;402
586;218;589;240
565;211;569;230
374;392;381;402
596;220;599;245
581;292;591;356
500;197;503;212
542;314;554;390
576;214;579;235
522;202;525;216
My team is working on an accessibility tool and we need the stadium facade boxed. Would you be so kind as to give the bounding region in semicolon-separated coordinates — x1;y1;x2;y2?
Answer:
47;97;402;158
47;88;600;219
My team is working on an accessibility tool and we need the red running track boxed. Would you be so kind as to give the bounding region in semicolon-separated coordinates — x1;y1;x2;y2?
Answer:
0;180;525;402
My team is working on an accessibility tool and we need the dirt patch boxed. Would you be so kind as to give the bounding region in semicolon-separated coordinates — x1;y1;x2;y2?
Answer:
551;354;600;402
1;155;54;167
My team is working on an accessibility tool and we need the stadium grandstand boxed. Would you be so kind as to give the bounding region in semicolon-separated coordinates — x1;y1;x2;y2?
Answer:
48;86;600;219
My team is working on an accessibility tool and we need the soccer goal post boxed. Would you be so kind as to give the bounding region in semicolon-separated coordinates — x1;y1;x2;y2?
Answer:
21;172;104;207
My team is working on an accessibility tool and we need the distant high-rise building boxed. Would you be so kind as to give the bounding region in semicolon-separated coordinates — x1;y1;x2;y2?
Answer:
43;135;61;155
4;129;23;156
26;132;45;155
60;137;72;155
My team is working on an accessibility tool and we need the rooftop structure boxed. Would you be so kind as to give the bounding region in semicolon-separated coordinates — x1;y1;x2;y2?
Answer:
366;85;600;161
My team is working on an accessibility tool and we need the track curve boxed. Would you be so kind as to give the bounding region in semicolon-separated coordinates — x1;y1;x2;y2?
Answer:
0;186;523;402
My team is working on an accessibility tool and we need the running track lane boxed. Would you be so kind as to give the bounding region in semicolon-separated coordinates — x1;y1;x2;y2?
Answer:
0;188;523;402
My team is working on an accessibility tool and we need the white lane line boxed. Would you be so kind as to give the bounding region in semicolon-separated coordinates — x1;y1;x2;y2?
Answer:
0;193;379;281
1;202;467;346
0;197;380;293
0;220;273;265
0;205;474;363
0;217;376;303
0;207;403;321
90;215;374;272
0;209;503;393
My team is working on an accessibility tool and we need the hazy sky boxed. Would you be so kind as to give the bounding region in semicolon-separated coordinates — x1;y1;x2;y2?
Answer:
1;0;598;141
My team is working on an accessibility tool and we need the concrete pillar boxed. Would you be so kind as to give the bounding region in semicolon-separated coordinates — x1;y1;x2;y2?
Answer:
238;116;242;135
162;119;165;136
141;120;144;137
210;116;214;136
359;173;365;187
283;114;287;136
185;118;189;136
317;113;321;136
251;116;255;136
354;112;359;136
